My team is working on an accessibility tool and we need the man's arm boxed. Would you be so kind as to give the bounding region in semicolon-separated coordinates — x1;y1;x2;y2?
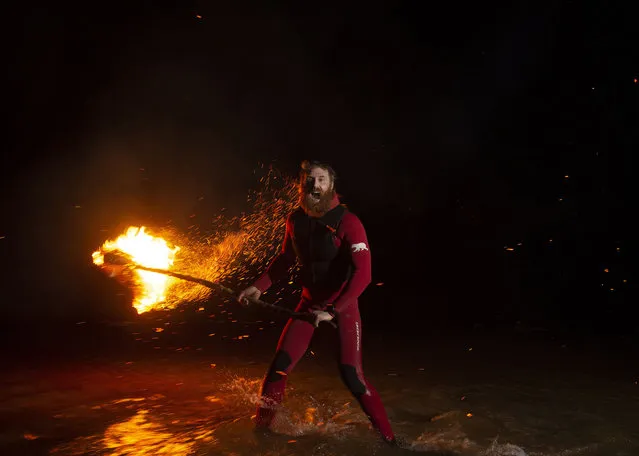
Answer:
252;215;297;292
332;213;372;314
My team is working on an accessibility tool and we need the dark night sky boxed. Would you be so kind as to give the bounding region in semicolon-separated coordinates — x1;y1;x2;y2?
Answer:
2;2;638;335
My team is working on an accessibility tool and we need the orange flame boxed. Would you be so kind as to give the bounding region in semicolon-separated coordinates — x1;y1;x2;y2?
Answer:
92;226;180;313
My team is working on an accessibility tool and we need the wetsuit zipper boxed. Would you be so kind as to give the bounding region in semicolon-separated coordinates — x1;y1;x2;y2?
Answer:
309;218;316;284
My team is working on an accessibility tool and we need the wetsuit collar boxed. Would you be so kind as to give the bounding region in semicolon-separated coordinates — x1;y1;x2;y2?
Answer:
328;194;341;211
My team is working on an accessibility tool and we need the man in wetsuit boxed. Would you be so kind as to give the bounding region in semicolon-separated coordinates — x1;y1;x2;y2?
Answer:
238;160;395;444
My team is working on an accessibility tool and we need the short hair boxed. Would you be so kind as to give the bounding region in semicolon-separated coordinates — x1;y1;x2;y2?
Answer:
299;160;337;182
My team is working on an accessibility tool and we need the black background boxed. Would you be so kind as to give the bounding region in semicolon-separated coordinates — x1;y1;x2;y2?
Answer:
3;1;638;343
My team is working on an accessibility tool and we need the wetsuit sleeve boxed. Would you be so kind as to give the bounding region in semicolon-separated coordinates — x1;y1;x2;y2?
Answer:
252;215;296;292
333;213;372;314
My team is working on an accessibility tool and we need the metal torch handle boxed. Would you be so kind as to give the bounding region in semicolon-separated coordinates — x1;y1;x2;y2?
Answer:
133;265;337;327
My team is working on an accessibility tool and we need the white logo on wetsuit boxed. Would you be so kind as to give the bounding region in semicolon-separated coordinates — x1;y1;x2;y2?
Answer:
351;242;368;253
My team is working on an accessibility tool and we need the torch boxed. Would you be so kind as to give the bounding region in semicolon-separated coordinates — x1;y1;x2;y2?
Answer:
101;251;336;327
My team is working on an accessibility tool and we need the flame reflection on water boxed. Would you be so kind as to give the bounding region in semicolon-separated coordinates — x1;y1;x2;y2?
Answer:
51;408;216;455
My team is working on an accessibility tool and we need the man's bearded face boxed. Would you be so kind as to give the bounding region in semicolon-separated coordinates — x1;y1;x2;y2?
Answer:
299;166;335;216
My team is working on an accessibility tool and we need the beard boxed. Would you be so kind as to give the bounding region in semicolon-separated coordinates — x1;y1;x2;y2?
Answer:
299;188;336;217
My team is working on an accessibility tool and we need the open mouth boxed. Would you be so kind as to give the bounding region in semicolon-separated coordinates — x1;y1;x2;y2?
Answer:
311;191;321;199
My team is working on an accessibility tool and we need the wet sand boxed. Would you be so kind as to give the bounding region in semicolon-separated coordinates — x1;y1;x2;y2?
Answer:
1;303;638;455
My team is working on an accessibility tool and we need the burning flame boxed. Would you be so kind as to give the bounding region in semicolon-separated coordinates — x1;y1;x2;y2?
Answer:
93;226;180;313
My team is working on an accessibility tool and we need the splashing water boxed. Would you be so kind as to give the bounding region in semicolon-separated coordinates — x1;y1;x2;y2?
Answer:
483;438;528;456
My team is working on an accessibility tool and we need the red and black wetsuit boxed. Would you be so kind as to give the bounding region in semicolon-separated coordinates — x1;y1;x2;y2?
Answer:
251;195;395;442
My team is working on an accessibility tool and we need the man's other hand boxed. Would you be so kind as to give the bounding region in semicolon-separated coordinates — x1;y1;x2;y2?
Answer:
311;310;334;327
237;286;261;307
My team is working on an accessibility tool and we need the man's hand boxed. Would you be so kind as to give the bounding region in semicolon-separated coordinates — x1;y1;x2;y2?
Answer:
237;286;261;307
310;310;334;327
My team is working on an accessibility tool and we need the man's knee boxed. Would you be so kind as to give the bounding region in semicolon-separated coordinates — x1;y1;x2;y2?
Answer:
266;351;292;382
339;364;367;395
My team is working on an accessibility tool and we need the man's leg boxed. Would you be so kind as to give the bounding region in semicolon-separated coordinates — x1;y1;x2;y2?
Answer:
256;316;315;427
337;303;395;442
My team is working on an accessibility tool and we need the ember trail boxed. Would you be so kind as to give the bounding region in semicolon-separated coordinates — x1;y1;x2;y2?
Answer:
92;169;299;314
